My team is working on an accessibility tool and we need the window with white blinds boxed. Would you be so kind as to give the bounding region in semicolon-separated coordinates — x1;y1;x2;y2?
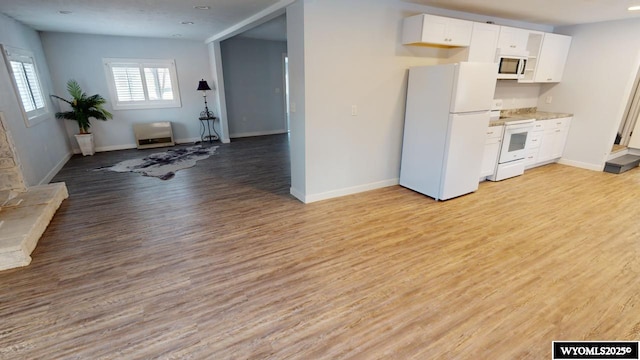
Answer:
2;45;48;126
103;58;181;110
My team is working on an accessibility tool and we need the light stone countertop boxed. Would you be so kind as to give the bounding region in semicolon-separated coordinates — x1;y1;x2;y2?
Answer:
489;109;573;127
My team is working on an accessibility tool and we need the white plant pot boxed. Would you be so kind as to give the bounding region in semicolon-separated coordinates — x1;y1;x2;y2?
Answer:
74;133;95;156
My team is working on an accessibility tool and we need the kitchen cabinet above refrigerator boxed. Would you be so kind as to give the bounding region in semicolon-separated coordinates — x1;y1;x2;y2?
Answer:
402;14;473;46
467;22;500;63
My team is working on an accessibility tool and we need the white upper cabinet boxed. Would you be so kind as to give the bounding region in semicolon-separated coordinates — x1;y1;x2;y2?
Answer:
402;14;473;47
518;31;544;83
402;14;572;84
497;26;530;53
534;33;572;83
468;22;500;63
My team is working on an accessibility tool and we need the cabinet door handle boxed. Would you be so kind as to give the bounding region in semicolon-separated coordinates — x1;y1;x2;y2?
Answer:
547;78;552;81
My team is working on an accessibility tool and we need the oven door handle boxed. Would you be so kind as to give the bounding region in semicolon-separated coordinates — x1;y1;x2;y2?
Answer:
505;119;535;127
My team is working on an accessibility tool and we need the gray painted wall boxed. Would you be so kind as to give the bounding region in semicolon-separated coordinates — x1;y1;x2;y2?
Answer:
221;37;287;138
0;14;71;186
40;32;213;152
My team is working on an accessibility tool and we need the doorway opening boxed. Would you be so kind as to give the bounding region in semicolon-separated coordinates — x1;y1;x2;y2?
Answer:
283;54;290;134
614;65;640;152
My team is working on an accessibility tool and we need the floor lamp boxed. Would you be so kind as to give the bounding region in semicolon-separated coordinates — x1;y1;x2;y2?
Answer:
197;79;214;119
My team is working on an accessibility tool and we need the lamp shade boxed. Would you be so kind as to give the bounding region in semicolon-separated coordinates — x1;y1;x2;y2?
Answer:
197;79;211;91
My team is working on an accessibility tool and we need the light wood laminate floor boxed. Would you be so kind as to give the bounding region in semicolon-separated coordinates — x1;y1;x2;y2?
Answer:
1;134;640;359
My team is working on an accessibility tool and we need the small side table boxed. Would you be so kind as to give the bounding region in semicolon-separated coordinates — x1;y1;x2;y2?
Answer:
198;116;219;143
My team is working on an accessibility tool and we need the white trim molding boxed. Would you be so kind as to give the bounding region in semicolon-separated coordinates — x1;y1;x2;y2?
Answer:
292;178;400;204
205;0;296;43
557;158;604;172
103;58;181;110
230;129;288;138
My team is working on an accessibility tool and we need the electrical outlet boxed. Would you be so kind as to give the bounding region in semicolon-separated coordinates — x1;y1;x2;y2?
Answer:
351;105;358;116
275;88;280;94
290;102;296;113
546;96;553;104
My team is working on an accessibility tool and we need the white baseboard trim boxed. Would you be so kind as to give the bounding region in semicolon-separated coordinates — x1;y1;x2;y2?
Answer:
96;143;137;152
628;148;640;156
72;143;136;153
557;158;604;172
607;149;629;161
294;178;400;204
72;138;209;154
289;187;306;203
230;130;288;138
39;152;72;185
175;137;202;145
178;136;229;144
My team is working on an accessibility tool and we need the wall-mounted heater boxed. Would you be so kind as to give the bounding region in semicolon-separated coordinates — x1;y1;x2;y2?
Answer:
133;122;175;149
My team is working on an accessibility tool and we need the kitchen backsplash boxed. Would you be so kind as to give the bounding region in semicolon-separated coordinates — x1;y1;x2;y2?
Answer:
494;82;541;110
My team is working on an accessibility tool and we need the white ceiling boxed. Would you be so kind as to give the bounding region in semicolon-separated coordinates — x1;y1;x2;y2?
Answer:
0;0;283;41
406;0;640;27
2;0;640;42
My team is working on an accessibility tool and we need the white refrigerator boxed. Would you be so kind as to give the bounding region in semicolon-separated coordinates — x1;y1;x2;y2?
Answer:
399;62;498;201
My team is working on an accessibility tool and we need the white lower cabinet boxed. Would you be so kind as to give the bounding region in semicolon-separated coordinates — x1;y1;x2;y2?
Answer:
480;125;504;178
550;119;571;158
526;117;572;169
524;121;544;168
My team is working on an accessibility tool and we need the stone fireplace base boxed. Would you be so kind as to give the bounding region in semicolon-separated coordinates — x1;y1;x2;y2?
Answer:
0;182;68;271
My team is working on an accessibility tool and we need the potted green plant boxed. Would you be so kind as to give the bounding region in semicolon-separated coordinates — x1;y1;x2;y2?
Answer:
52;80;112;156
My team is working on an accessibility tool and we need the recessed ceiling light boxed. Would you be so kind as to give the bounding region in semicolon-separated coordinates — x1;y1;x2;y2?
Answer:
172;34;182;37
629;5;640;11
59;10;72;14
194;6;210;10
181;21;194;25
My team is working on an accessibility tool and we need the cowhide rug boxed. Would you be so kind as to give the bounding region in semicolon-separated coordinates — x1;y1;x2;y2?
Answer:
97;146;219;180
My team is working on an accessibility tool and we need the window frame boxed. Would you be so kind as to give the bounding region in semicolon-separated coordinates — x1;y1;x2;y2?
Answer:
1;44;49;127
103;58;182;110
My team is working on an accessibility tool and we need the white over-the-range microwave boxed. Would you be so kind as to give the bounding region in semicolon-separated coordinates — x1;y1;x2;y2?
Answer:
496;49;529;80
